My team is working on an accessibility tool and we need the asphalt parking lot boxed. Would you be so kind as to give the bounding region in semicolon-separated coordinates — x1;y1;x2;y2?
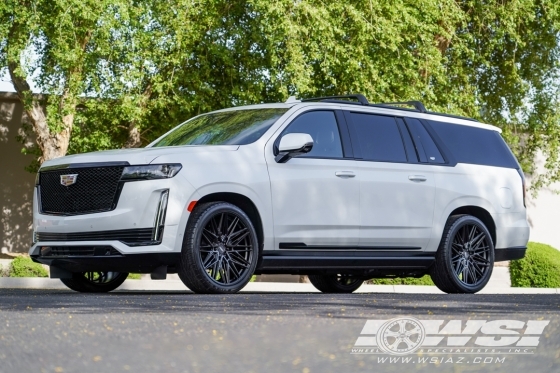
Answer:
0;290;558;373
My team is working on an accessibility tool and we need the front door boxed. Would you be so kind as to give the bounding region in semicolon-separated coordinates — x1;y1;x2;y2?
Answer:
266;110;360;249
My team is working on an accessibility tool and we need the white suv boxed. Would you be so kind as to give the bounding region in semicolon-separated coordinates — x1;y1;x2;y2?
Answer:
30;94;529;294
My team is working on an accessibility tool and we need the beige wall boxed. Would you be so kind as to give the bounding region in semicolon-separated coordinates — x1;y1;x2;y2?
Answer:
0;92;36;253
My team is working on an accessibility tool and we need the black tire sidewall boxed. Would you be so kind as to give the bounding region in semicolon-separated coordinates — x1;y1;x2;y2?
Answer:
60;272;128;293
308;274;364;293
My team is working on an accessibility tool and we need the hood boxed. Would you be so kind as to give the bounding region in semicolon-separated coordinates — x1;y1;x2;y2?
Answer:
39;145;240;169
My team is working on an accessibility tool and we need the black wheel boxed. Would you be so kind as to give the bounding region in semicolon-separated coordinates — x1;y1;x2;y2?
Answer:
60;272;129;293
308;274;364;293
430;215;494;294
178;202;259;294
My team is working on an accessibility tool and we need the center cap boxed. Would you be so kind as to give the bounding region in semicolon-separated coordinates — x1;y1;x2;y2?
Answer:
217;244;226;254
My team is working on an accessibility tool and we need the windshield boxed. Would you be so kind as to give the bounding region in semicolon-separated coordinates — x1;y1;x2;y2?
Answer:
151;108;288;147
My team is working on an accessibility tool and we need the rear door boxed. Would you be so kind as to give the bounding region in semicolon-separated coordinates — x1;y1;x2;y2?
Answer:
345;112;437;249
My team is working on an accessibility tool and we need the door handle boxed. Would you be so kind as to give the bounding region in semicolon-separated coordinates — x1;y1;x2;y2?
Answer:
408;175;427;182
335;171;355;178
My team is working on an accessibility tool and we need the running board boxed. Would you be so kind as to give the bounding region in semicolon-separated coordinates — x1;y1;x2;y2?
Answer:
257;250;435;272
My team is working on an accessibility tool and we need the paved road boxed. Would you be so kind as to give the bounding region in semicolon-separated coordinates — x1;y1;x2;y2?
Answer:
0;290;558;373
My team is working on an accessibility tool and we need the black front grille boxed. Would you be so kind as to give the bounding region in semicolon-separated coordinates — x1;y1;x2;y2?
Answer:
39;246;121;257
39;166;125;215
35;228;155;246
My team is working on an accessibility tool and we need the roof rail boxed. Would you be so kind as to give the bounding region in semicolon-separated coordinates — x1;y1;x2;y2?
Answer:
301;94;369;105
373;101;427;113
299;94;478;122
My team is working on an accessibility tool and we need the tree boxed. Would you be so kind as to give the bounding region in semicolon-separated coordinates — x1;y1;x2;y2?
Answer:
2;0;560;193
1;0;131;167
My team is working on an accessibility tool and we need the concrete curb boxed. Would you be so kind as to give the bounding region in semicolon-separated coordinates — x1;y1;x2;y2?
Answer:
0;277;558;294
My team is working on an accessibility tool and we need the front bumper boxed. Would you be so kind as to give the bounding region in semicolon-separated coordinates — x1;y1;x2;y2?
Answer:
30;174;197;258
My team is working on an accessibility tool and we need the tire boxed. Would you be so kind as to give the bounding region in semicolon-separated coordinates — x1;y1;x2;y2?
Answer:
308;274;364;293
430;215;494;294
60;272;129;293
178;202;259;294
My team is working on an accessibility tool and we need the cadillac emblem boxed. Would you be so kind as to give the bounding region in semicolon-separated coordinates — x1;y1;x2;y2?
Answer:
60;174;78;186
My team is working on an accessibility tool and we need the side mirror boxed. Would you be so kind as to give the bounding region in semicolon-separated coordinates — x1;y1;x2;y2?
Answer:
275;133;314;163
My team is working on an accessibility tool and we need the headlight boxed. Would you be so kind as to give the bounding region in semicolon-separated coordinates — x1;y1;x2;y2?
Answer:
120;164;182;181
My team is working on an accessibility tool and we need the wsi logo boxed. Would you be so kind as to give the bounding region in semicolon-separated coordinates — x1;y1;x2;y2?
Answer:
353;317;550;355
60;174;78;186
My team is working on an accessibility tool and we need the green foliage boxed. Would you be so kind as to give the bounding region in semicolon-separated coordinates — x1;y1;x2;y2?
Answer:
9;256;48;278
127;273;142;280
369;275;434;286
510;242;560;288
3;1;560;192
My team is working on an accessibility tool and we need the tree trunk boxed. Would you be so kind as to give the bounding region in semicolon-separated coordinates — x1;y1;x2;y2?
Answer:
123;123;142;148
123;84;152;149
8;62;71;163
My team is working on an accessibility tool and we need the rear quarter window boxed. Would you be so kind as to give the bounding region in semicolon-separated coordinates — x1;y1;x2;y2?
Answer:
428;120;518;168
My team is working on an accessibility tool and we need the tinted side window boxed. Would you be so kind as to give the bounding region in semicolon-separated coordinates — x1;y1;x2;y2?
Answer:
282;111;343;158
406;118;445;164
428;120;518;168
350;113;407;162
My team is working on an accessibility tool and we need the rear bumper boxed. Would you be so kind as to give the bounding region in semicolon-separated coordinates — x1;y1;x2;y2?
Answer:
32;252;181;274
495;246;526;262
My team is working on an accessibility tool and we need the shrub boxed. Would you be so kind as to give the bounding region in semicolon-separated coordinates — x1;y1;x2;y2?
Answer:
368;275;434;286
510;242;560;288
10;256;48;278
128;273;142;280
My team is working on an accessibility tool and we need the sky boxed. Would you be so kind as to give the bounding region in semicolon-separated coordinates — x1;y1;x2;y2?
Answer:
0;66;39;93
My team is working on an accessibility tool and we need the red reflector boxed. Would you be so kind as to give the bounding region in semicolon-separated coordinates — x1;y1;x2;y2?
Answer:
187;201;197;212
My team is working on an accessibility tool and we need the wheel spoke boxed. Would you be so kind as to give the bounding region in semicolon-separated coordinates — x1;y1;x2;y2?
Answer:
401;337;415;349
468;225;477;242
462;262;470;283
398;320;407;334
226;217;239;236
222;260;231;284
202;229;216;244
406;327;421;336
470;261;485;278
216;212;224;236
228;227;248;241
461;226;468;245
455;260;465;277
469;232;485;247
230;231;250;246
203;252;219;269
229;252;251;268
388;338;403;351
226;255;242;279
385;330;401;338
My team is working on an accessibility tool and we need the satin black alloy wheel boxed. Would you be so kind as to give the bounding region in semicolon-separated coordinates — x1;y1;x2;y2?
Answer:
60;271;129;293
308;274;364;293
178;202;259;294
430;215;494;294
